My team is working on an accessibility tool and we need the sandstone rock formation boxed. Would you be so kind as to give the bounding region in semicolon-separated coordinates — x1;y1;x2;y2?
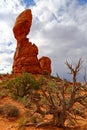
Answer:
39;56;51;74
12;9;51;74
12;9;41;74
13;9;32;41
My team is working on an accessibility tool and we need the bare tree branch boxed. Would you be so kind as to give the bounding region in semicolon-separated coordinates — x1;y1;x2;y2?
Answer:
65;58;82;84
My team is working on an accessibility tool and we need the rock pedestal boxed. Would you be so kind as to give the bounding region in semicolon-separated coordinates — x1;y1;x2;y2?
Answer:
12;9;51;75
13;38;41;73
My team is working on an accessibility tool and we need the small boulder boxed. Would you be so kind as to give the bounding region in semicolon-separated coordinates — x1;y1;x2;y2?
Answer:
39;56;51;75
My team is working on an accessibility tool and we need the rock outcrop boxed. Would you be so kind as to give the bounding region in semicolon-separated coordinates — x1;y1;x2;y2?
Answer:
12;9;41;74
39;56;51;74
12;9;51;74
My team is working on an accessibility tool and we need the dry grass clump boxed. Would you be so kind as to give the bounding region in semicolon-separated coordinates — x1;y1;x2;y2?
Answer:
0;103;19;118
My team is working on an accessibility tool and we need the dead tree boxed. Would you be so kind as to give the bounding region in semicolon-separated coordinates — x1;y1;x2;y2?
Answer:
65;58;83;109
65;58;82;85
28;58;87;128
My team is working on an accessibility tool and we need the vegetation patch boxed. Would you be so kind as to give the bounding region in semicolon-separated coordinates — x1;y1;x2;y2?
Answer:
0;59;86;129
7;72;40;99
0;103;19;118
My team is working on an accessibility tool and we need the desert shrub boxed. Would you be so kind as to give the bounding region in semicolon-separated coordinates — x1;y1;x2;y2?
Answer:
7;72;40;99
17;117;29;130
0;89;8;98
17;96;30;107
0;82;9;98
0;103;19;117
17;112;43;130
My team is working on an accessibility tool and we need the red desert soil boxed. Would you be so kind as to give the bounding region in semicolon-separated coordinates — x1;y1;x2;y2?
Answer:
0;97;25;130
0;97;63;130
0;75;87;130
0;96;87;130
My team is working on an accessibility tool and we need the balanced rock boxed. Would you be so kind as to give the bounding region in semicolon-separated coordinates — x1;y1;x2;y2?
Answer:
12;9;41;74
12;9;51;75
13;9;32;41
39;56;51;74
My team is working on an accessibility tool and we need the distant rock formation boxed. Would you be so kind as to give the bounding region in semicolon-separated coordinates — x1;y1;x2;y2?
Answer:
12;9;51;74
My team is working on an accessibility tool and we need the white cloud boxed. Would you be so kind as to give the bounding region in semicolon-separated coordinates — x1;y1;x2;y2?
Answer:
29;0;87;81
0;0;25;74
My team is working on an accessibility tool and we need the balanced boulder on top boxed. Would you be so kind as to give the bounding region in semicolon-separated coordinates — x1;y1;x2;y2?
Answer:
12;9;51;75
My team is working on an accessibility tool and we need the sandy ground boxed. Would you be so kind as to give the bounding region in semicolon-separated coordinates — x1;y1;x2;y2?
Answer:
0;96;87;130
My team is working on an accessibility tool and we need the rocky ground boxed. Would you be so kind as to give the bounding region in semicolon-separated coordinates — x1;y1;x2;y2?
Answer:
0;74;87;130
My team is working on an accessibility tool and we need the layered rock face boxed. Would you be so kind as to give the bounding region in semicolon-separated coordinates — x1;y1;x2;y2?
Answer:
12;9;51;74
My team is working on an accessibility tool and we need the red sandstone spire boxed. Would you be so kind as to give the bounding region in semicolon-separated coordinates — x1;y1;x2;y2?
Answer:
12;9;51;75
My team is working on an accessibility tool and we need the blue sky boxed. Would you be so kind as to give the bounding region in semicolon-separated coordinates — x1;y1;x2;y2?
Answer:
0;0;87;81
77;0;87;5
20;0;35;7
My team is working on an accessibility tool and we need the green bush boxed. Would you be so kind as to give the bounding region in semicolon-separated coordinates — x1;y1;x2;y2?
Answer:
0;103;19;117
7;72;40;99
